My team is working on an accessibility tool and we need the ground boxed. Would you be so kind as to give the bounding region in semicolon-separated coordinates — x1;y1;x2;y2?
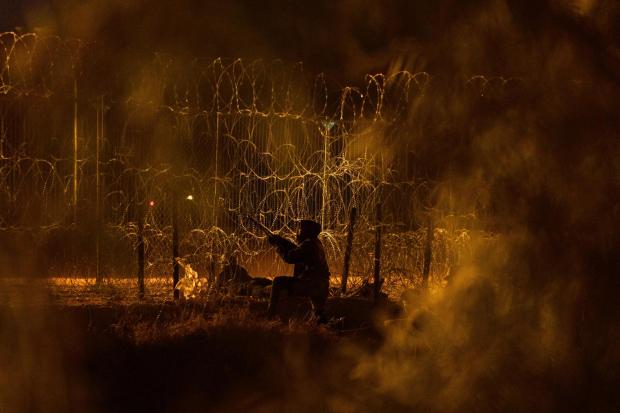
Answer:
0;278;403;413
1;278;617;413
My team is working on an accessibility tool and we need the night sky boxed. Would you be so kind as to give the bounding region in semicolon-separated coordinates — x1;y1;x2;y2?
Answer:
1;0;617;85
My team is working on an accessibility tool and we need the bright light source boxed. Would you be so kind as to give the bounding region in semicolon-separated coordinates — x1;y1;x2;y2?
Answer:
186;195;194;201
149;200;155;207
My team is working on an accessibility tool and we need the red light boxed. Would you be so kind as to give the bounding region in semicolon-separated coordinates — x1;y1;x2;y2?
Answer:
149;200;155;207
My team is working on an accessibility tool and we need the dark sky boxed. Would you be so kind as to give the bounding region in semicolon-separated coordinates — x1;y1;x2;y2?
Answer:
0;0;445;82
0;0;25;30
2;0;620;84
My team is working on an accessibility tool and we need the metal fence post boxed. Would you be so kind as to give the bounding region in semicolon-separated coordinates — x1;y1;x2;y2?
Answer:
340;207;357;295
172;191;180;300
422;217;434;287
137;204;145;299
373;203;382;302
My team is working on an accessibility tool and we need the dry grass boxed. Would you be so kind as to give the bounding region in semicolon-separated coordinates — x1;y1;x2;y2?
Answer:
114;303;336;345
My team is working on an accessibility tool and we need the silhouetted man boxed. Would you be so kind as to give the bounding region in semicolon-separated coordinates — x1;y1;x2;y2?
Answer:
266;219;330;322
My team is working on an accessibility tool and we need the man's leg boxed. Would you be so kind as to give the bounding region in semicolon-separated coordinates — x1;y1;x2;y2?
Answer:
267;276;297;317
285;278;329;322
309;280;330;324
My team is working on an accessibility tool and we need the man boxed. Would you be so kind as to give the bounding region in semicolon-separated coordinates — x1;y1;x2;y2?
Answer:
266;219;330;322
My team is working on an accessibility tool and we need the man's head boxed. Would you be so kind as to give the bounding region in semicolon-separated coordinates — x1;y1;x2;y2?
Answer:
297;219;321;242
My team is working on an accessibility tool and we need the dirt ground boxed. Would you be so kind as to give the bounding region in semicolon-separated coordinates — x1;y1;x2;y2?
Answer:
0;279;402;413
0;278;618;413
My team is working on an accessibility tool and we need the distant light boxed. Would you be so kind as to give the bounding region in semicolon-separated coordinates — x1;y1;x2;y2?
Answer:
186;194;194;201
149;200;155;207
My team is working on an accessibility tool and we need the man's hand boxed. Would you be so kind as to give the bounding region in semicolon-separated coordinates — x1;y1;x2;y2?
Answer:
268;234;297;256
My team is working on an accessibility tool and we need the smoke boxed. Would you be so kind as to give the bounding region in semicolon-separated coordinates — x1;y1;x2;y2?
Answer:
338;1;620;411
2;0;619;411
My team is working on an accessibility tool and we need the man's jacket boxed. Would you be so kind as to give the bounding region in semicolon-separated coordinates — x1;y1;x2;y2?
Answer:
271;236;330;281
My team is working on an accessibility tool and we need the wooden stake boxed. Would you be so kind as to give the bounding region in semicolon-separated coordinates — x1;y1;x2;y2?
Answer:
340;207;357;295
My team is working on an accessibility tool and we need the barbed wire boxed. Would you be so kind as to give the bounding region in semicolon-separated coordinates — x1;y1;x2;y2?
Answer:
0;32;507;292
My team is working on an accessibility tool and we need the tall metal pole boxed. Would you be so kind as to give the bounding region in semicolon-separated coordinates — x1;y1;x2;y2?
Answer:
95;97;101;284
213;112;220;227
73;79;78;223
209;113;221;290
340;207;357;295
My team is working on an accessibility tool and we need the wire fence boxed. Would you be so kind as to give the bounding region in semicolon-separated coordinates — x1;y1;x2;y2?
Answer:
0;32;507;296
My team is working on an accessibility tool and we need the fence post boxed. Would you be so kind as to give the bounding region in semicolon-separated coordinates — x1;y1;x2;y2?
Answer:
422;217;434;287
340;207;357;295
172;191;180;300
373;203;382;302
137;204;145;299
72;78;78;224
95;96;102;285
321;124;330;230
